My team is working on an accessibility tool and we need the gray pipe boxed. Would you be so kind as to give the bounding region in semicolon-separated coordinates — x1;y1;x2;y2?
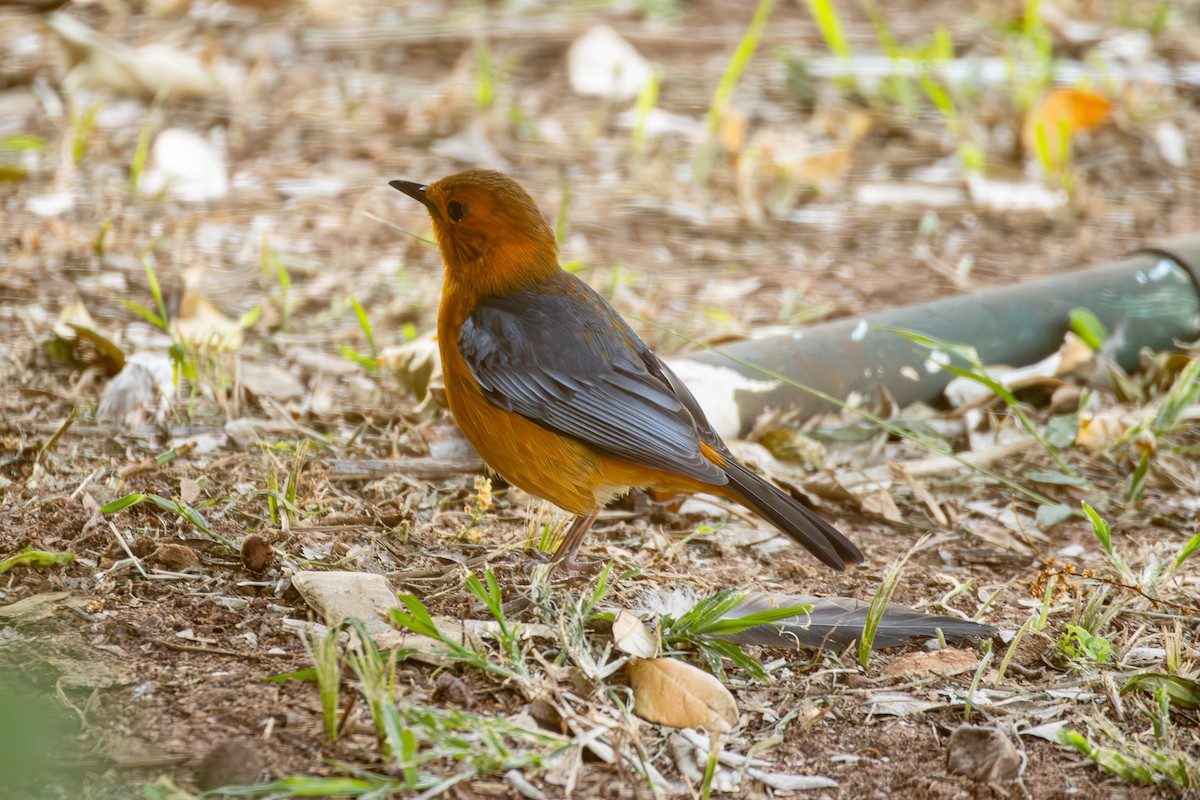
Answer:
673;235;1200;437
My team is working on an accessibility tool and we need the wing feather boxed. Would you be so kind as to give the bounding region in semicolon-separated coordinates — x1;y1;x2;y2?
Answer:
459;272;724;486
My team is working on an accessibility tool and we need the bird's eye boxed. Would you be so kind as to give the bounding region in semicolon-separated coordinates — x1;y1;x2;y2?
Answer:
447;200;468;222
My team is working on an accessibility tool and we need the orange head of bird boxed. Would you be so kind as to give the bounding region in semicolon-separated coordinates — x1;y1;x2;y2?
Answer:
390;169;558;293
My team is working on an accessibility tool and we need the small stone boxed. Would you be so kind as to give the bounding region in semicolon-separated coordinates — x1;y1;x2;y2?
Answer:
240;534;274;572
130;537;157;559
150;543;198;570
432;672;474;708
1049;384;1082;414
195;738;263;791
946;725;1023;784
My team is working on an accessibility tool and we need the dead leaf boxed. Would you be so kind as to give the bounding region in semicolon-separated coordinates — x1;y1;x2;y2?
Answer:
51;298;126;372
566;24;653;102
612;610;658;659
1021;88;1112;168
171;291;243;351
48;12;217;100
1019;720;1069;741
291;570;397;637
1058;332;1095;375
141;128;229;202
1075;407;1133;453
291;571;555;657
944;333;1092;412
967;172;1065;210
718;107;747;154
791;148;851;189
856;486;903;523
860;691;944;716
54;297;96;335
882;647;980;678
626;657;738;732
757;428;825;469
238;359;305;402
179;477;200;505
379;331;441;403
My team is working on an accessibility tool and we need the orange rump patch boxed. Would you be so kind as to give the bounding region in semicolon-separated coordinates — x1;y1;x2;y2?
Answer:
699;442;729;467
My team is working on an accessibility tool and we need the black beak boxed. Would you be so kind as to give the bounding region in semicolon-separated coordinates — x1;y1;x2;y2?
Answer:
389;180;440;218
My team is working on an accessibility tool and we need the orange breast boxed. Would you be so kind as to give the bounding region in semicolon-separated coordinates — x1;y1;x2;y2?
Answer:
438;329;602;514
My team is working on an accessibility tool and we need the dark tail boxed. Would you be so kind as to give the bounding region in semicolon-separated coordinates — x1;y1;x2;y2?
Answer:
722;458;863;571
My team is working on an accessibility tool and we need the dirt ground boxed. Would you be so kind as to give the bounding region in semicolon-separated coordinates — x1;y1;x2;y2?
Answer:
2;0;1199;798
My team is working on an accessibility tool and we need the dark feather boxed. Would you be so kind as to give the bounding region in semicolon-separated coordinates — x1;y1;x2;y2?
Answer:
719;592;995;651
722;460;862;570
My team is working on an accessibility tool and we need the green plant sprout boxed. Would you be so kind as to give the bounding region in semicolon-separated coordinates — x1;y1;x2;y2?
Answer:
340;294;379;373
657;588;813;680
694;0;773;182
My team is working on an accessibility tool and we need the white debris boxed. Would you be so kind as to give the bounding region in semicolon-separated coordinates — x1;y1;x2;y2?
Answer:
1155;121;1188;168
968;174;1066;211
567;25;653;102
141;128;229;202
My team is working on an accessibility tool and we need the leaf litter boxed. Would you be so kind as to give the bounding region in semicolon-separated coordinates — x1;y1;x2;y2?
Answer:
2;1;1199;797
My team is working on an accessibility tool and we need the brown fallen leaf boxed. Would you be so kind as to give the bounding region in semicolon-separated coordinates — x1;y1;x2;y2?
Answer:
1075;407;1134;453
179;477;201;505
626;657;738;733
238;359;305;403
52;298;126;373
856;485;904;523
881;647;980;678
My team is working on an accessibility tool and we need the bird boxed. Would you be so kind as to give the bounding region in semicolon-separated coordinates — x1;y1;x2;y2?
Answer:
391;169;863;571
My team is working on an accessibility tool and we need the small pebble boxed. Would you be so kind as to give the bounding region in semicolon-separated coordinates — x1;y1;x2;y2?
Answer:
150;543;199;570
195;737;263;791
946;725;1023;784
130;537;157;559
240;534;274;572
433;672;474;708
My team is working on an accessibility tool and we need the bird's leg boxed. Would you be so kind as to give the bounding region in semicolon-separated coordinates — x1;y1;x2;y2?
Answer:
551;508;600;568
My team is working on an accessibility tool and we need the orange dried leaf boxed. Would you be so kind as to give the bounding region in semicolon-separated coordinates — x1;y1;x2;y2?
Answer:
1021;89;1112;167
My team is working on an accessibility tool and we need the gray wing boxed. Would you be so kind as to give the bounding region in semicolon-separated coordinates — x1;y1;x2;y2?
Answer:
459;272;725;486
